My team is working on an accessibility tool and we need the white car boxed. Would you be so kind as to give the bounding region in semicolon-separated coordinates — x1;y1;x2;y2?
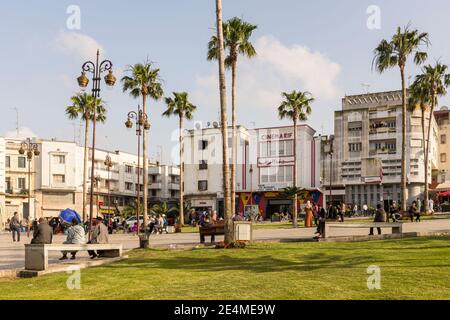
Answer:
125;215;144;229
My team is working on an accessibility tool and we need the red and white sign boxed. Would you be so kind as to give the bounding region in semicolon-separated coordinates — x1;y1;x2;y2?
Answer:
257;156;295;167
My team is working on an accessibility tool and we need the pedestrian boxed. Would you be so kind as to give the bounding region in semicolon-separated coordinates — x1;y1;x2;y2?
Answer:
428;198;434;214
10;212;21;242
314;204;327;239
408;201;417;222
414;202;421;222
352;204;358;217
211;210;218;223
338;202;345;222
60;218;86;260
232;212;243;222
416;198;422;213
312;203;319;226
88;217;109;259
363;204;368;216
369;204;387;235
31;218;53;244
304;200;313;227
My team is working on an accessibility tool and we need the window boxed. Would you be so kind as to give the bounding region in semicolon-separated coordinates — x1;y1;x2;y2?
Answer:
18;157;26;168
151;190;157;197
53;174;65;184
53;155;65;164
125;182;133;191
5;177;11;191
198;180;208;191
135;167;143;175
441;134;447;144
386;143;396;151
199;140;208;150
199;160;208;170
260;166;293;183
171;190;176;197
18;177;26;189
6;156;10;168
349;143;362;152
441;153;447;163
125;165;133;174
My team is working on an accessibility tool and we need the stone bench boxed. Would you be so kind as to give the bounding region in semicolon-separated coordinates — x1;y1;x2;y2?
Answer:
324;222;403;238
25;243;123;271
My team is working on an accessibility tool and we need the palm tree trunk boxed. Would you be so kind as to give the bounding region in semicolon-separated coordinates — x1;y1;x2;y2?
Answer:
293;117;298;228
231;59;237;217
424;92;436;213
215;0;232;243
142;94;148;231
400;66;408;212
82;117;90;222
179;114;185;226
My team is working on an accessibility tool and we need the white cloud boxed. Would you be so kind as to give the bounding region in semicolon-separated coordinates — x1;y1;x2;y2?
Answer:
55;30;104;61
4;127;38;139
191;35;342;115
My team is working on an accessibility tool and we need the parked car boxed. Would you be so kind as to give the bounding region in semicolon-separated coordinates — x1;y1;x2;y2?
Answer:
125;215;144;229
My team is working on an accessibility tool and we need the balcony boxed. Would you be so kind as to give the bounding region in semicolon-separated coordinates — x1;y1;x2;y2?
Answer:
369;110;396;119
369;149;397;156
168;182;180;190
148;182;162;190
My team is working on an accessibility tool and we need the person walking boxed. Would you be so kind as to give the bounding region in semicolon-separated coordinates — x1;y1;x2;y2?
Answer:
31;218;53;244
369;204;387;235
313;203;319;226
60;218;86;260
414;201;421;222
338;202;345;222
10;212;21;242
313;204;327;239
88;217;109;259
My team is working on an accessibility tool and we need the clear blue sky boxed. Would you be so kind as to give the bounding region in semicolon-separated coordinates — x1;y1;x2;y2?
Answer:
1;0;450;163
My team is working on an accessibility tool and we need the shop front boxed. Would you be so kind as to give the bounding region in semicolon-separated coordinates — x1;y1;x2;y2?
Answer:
237;189;323;220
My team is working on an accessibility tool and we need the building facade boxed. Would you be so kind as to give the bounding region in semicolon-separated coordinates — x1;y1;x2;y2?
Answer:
183;123;322;219
328;90;439;209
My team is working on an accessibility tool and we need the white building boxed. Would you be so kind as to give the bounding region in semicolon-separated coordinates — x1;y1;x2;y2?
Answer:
328;90;439;208
183;123;322;219
0;138;5;229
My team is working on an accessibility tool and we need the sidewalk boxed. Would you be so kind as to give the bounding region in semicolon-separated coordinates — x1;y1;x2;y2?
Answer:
1;219;450;275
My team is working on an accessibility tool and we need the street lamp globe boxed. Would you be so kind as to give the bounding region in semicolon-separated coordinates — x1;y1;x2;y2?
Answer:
104;70;116;86
18;147;25;155
144;121;151;130
77;72;89;88
125;118;133;129
34;150;40;156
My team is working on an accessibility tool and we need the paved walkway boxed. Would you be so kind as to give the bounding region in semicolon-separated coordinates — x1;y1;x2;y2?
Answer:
1;219;450;272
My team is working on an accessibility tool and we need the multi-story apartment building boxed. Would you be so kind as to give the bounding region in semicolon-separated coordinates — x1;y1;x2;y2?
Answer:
0;137;180;229
183;122;322;219
329;90;439;209
433;106;450;186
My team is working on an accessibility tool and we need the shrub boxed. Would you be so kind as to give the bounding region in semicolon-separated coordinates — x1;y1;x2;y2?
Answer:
215;240;247;249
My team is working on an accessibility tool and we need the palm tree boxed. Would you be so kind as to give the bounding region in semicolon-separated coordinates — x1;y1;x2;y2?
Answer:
66;93;106;221
162;92;197;226
207;17;257;216
122;61;164;230
411;62;450;212
373;25;429;212
278;90;314;227
149;202;178;217
213;0;233;243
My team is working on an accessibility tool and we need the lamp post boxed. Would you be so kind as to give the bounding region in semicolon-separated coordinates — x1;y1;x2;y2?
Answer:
19;138;40;221
249;164;253;206
76;49;116;236
321;135;335;206
125;106;150;234
104;154;113;217
94;175;101;218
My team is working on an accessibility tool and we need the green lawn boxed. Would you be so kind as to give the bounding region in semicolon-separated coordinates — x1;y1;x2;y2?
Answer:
1;237;450;300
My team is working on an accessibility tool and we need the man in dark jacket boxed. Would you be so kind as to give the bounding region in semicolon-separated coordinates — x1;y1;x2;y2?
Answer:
369;204;387;235
31;218;53;244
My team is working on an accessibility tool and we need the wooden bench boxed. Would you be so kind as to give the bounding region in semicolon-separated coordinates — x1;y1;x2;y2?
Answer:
324;222;403;238
24;243;123;271
199;223;225;243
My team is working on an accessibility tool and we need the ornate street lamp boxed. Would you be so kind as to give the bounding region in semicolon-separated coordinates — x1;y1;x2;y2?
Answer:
321;135;335;207
104;154;113;217
19;138;40;221
76;49;115;238
125;106;150;234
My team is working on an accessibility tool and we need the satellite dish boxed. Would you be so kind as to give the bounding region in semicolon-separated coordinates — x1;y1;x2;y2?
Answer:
195;122;202;130
213;121;219;128
207;122;211;127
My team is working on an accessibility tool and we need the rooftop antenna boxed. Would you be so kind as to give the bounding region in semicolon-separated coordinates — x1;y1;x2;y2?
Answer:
12;107;19;136
361;83;371;94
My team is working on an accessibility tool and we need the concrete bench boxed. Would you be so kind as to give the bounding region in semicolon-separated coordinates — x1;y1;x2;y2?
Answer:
324;222;403;238
24;243;123;271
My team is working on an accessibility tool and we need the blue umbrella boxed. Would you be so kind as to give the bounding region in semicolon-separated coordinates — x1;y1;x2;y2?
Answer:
59;208;81;224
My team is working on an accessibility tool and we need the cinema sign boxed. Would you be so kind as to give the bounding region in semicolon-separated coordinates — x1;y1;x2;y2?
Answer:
259;131;293;141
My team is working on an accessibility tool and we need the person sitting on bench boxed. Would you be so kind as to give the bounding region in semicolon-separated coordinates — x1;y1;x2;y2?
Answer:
60;218;86;260
31;218;53;244
88;217;109;259
369;204;387;236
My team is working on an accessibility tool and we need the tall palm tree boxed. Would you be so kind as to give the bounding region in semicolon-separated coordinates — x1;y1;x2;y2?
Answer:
122;61;164;230
411;62;450;212
207;17;257;216
214;0;233;243
66;92;106;221
278;90;314;227
162;92;197;226
373;25;429;212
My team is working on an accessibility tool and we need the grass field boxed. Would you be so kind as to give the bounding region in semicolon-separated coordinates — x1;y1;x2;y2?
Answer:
1;236;449;300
